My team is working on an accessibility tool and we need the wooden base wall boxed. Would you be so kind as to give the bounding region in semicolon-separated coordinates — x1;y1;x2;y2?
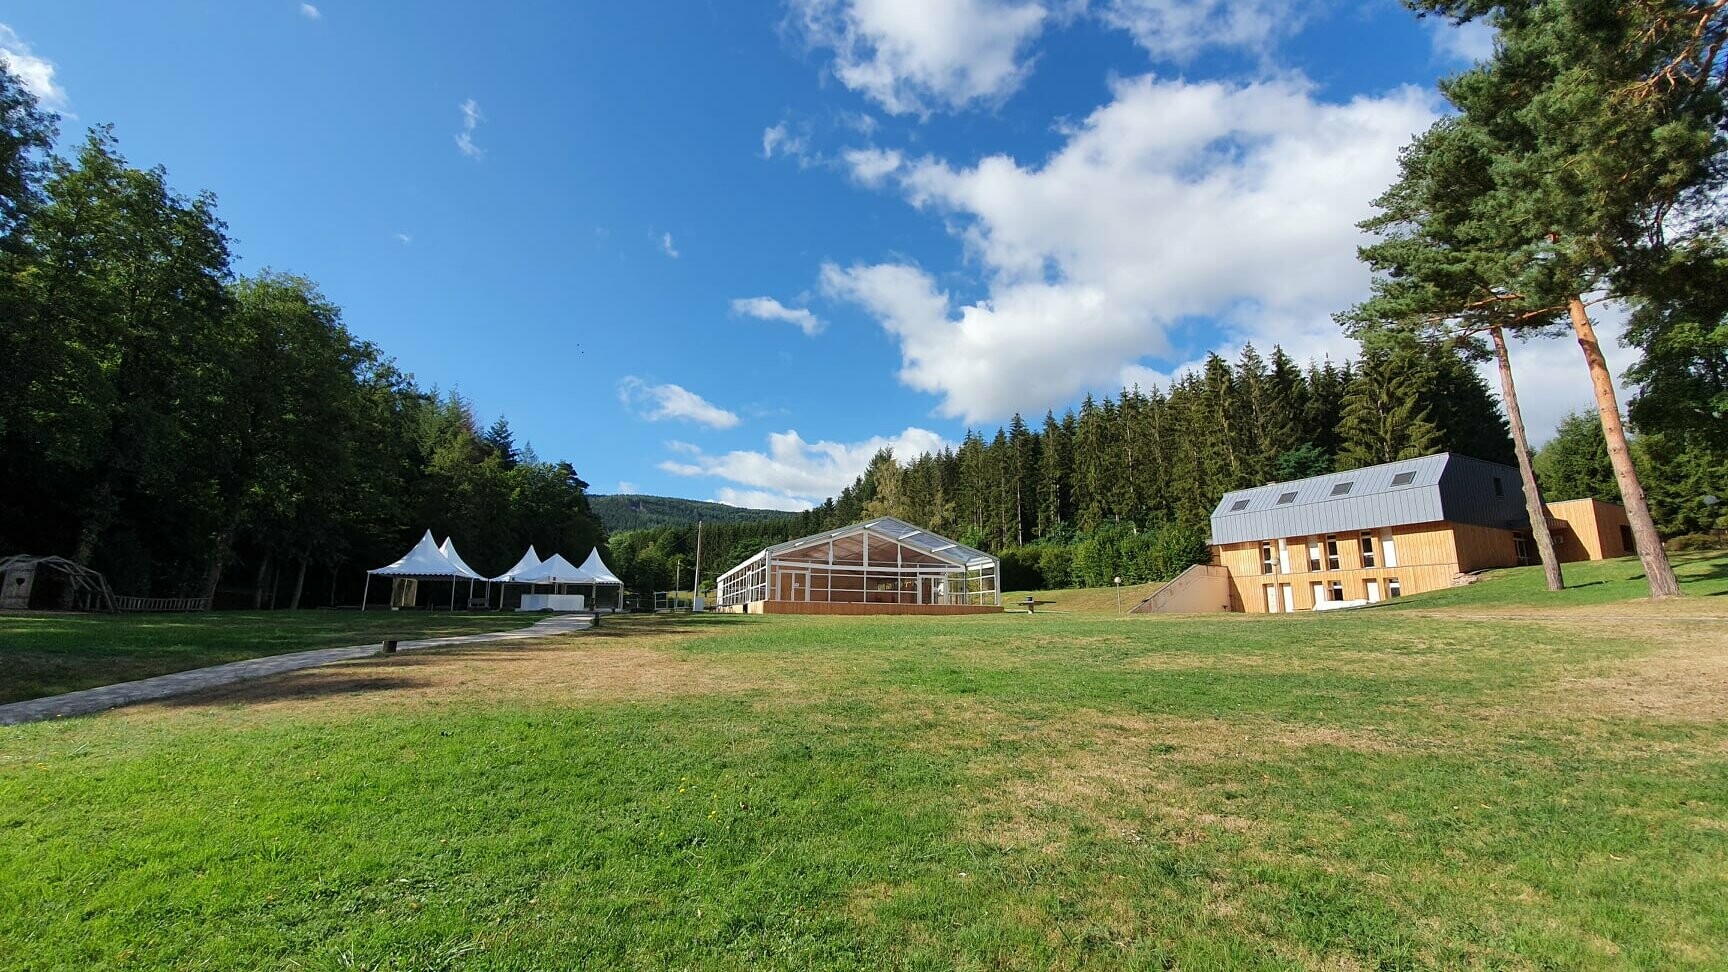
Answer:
721;600;1001;616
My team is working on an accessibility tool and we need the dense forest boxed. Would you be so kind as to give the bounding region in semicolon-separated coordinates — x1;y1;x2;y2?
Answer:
8;0;1728;611
609;337;1527;593
611;320;1722;595
0;70;604;604
588;495;791;532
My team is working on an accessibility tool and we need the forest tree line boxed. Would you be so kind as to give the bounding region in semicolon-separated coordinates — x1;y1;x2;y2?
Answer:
615;317;1719;597
0;70;605;603
610;337;1528;593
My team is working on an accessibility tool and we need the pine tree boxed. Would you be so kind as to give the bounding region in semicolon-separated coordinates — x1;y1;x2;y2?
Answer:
1365;0;1719;596
1007;413;1036;546
1036;411;1068;538
1336;341;1441;469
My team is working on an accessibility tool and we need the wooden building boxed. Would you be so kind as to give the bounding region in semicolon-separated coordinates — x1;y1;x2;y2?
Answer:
714;517;1002;616
1208;454;1632;614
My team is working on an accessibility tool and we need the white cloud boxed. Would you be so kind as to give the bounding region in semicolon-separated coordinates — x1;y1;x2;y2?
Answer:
821;74;1437;422
731;296;825;336
762;121;813;163
394;232;412;245
455;98;484;159
790;0;1050;115
1094;0;1296;62
659;427;950;504
1429;17;1496;64
0;24;68;111
616;480;639;494
619;377;740;429
299;3;322;20
842;146;904;186
659;231;680;258
714;488;817;512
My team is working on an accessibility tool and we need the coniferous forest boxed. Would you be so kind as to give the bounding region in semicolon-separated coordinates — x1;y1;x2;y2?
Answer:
5;0;1728;608
0;77;604;605
608;338;1529;593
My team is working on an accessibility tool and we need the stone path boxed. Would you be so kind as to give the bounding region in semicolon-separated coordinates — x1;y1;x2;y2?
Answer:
0;614;595;727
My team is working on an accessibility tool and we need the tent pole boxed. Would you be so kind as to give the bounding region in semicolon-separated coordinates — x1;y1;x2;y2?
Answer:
362;572;371;612
450;579;456;611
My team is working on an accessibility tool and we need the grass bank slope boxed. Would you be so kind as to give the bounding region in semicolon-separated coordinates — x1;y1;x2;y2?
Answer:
3;569;1724;969
1382;550;1728;612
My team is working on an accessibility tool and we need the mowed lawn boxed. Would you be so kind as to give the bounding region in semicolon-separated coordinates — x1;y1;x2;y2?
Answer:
0;611;534;704
1;557;1725;969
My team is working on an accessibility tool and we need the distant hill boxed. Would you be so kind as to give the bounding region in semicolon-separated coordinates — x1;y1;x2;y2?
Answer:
590;494;799;533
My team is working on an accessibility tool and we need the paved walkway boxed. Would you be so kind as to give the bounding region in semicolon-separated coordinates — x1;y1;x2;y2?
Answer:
0;614;595;727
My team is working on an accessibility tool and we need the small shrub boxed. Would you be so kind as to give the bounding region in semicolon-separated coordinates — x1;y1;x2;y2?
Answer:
1667;533;1727;552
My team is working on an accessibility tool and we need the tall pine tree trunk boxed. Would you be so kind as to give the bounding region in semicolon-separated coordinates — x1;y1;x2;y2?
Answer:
1566;297;1681;598
1490;326;1564;591
289;558;307;611
252;553;272;610
199;522;238;604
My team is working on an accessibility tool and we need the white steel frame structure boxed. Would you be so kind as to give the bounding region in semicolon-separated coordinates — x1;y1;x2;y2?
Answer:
715;517;1000;610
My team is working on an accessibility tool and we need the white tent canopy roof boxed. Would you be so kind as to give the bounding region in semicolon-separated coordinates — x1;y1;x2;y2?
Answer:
511;552;593;585
438;538;487;581
370;530;468;577
577;548;623;586
492;545;543;583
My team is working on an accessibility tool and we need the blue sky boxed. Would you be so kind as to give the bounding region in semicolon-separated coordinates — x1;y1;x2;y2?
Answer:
2;1;1616;510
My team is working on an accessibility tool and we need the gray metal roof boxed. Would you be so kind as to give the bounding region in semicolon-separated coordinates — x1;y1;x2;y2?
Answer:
765;516;997;567
1209;453;1531;544
719;516;997;583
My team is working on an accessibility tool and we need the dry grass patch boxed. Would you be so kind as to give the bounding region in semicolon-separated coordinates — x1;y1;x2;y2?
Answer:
1540;639;1728;722
121;627;791;723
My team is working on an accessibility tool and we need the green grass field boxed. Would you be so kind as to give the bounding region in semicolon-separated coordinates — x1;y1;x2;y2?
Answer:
1;556;1724;969
0;611;533;704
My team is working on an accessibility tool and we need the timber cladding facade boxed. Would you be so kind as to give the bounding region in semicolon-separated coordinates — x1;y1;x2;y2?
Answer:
1209;453;1631;614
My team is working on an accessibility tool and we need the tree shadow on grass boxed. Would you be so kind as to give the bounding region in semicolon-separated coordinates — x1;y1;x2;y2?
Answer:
158;672;429;708
578;613;770;640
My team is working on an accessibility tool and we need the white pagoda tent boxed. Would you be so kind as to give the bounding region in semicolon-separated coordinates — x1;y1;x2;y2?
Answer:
364;530;470;611
512;553;592;585
510;552;596;612
492;545;542;583
577;548;625;612
491;545;546;612
439;537;489;607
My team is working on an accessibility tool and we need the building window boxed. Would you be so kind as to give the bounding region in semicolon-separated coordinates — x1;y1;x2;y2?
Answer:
1331;482;1354;496
1382;532;1398;568
1387;578;1402;598
1359;531;1376;568
1276;491;1298;506
1493;476;1504;497
1328;581;1344;602
1390;471;1416;486
1260;541;1275;574
1619;524;1637;555
1229;499;1250;512
1307;539;1322;572
1514;532;1531;566
1325;535;1340;571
